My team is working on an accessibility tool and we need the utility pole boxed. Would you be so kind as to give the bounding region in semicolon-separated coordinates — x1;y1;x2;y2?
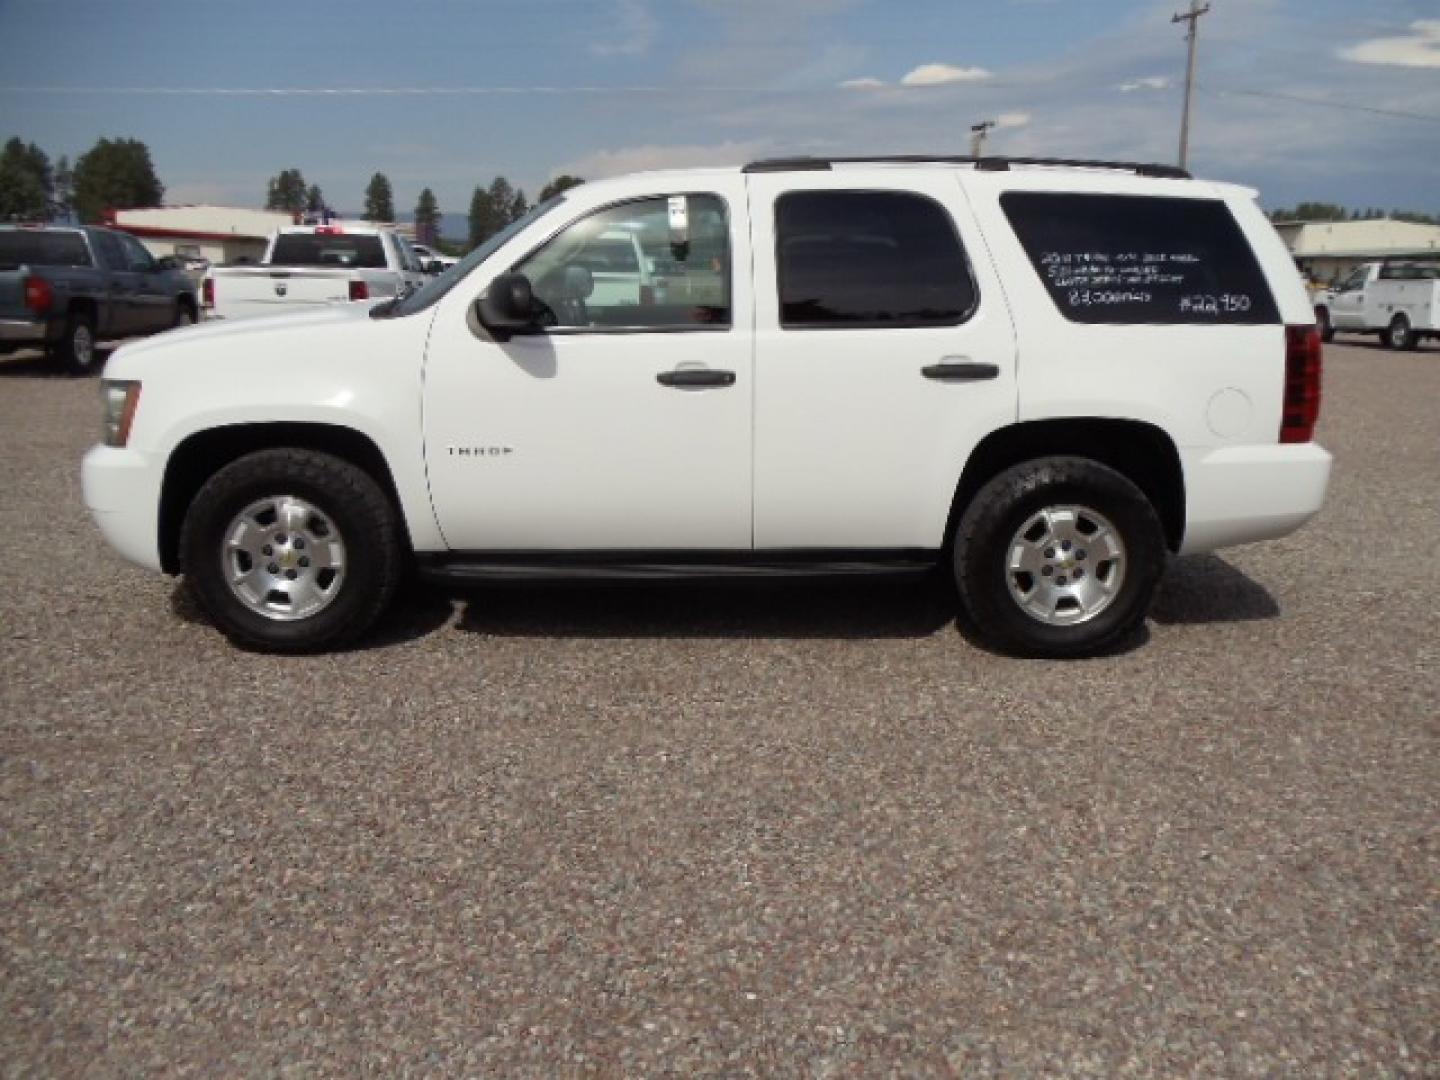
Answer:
969;119;996;158
1172;0;1211;171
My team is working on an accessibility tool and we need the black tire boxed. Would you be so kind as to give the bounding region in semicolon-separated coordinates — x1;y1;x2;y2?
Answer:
172;298;197;329
952;457;1166;658
1386;314;1417;351
55;310;99;375
179;448;403;652
1315;306;1334;343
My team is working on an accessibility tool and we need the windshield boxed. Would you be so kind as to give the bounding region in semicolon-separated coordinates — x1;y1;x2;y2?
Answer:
378;196;565;319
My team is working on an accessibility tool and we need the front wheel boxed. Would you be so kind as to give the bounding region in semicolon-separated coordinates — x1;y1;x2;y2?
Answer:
952;457;1167;658
1386;314;1417;351
179;449;403;652
1315;306;1334;343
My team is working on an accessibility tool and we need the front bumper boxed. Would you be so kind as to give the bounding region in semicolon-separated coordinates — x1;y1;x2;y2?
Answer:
81;445;164;572
1179;442;1333;554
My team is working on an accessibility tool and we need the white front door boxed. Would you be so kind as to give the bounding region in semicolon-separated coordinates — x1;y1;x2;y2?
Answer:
745;172;1018;550
1329;267;1369;329
422;184;753;551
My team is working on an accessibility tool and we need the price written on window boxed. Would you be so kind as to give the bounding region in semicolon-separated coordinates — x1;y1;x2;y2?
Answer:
1179;293;1252;316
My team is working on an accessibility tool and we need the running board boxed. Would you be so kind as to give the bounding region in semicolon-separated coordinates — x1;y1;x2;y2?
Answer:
416;550;939;586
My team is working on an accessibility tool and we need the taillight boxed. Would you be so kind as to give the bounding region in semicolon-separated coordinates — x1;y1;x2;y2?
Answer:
348;280;369;301
23;275;52;314
1281;324;1323;444
201;277;214;308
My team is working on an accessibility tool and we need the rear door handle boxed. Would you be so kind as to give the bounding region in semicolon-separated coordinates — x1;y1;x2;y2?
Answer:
922;360;1000;381
656;368;736;388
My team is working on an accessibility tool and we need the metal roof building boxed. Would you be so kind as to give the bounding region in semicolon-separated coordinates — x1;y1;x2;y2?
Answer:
1276;218;1440;285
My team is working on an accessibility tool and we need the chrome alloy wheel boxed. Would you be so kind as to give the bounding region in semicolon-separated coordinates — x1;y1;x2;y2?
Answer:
71;323;94;368
1005;505;1126;626
221;496;347;621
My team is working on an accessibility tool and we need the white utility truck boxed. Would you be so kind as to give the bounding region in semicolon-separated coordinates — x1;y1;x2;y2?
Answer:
84;154;1331;657
1312;258;1440;349
201;224;427;321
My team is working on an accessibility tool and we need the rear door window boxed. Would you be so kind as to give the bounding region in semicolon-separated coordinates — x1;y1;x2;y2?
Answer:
776;191;976;328
0;230;93;269
1000;192;1279;325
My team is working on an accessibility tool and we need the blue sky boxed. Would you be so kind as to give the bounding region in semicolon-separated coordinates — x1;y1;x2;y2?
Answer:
1;0;1436;234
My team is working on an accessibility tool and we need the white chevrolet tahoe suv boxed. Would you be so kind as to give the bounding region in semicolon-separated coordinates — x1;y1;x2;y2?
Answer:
82;155;1331;657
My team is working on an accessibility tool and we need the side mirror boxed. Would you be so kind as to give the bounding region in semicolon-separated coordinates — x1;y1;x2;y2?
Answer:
425;259;446;275
475;272;536;340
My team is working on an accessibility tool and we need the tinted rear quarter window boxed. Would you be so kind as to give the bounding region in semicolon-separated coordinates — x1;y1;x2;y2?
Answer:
1000;192;1279;324
777;191;976;328
0;230;93;269
270;233;387;269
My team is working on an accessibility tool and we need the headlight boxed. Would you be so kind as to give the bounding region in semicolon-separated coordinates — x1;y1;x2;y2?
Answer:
101;380;141;448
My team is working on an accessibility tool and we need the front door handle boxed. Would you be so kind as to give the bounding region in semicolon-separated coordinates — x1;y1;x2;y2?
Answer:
656;368;736;388
922;360;1000;381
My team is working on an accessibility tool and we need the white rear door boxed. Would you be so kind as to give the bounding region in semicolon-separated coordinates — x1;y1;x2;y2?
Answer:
746;169;1017;550
422;182;753;551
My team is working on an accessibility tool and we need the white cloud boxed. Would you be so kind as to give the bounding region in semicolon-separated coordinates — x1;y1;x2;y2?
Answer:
591;0;659;58
1118;76;1172;93
561;140;771;179
899;63;993;87
996;112;1031;129
1338;19;1440;69
840;77;886;89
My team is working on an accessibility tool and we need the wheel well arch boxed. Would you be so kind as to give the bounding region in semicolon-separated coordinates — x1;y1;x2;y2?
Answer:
945;418;1186;553
158;422;407;574
175;292;197;315
67;296;97;321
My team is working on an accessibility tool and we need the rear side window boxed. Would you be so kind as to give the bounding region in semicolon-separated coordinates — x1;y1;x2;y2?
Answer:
1000;192;1279;325
776;191;976;328
0;230;92;269
270;233;387;269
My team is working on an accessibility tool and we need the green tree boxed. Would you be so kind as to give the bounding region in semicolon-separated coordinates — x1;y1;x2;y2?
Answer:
265;168;307;212
467;185;496;249
0;138;53;220
305;183;325;213
414;187;441;247
72;137;163;222
468;176;517;247
0;161;46;222
363;172;395;222
509;188;529;223
537;174;584;202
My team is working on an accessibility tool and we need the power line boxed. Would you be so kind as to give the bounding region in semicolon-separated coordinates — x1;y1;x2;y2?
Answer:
1200;84;1440;124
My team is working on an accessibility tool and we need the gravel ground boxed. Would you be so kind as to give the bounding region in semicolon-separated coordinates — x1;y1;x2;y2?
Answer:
1;338;1435;1076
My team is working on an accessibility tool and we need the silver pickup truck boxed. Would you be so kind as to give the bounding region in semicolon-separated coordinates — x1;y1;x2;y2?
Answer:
201;224;427;322
0;225;199;373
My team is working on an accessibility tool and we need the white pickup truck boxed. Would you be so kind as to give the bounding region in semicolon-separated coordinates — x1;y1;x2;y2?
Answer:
1312;258;1440;349
201;224;426;321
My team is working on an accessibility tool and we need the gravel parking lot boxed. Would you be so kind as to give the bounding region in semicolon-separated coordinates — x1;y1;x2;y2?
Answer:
1;338;1435;1075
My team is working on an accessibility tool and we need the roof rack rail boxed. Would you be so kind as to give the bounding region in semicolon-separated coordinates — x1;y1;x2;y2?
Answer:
742;155;1191;180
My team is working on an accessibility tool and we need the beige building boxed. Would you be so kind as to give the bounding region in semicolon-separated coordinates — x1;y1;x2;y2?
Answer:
1276;218;1440;285
105;205;299;266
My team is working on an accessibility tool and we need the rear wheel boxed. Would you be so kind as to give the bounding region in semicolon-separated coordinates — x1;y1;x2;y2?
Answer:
952;457;1166;658
179;448;403;652
1386;314;1417;351
55;311;98;375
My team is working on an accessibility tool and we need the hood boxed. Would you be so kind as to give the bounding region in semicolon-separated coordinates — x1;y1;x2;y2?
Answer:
104;300;387;379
